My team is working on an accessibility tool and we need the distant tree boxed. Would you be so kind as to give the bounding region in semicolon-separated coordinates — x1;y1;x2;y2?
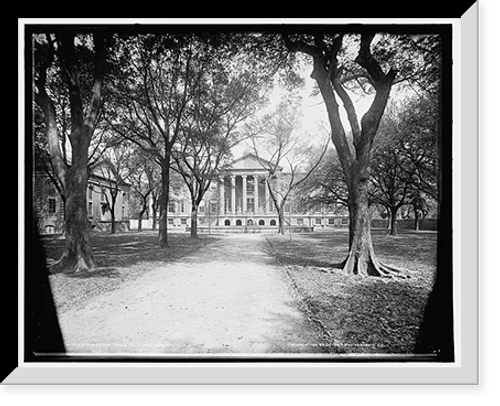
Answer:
127;149;161;232
94;144;133;234
369;105;413;236
172;63;266;238
294;147;349;213
249;101;327;234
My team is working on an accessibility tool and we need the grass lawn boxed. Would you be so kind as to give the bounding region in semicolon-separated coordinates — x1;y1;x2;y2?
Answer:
265;228;438;354
41;231;217;313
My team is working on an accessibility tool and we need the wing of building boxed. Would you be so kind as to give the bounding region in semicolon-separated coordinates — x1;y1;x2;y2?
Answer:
34;163;131;235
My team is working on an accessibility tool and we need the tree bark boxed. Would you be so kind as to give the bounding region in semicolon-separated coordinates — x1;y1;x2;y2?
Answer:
389;207;398;236
110;210;116;234
190;202;199;239
157;160;170;247
51;143;95;273
277;208;285;235
343;176;405;277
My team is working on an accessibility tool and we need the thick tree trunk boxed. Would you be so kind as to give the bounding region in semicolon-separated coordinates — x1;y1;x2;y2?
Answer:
50;159;95;273
389;208;398;236
157;161;170;247
343;176;406;277
190;203;199;239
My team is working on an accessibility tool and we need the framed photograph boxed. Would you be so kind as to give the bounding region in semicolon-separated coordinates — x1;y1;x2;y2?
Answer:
9;6;477;384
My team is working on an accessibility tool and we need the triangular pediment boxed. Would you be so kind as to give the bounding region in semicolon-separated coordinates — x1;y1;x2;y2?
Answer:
230;152;281;171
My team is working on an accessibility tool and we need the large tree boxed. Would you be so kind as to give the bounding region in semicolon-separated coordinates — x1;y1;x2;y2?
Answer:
172;66;265;238
107;34;206;247
283;32;438;277
34;30;108;273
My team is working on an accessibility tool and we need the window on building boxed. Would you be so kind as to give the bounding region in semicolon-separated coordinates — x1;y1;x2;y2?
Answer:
48;198;56;214
328;218;335;225
88;186;93;200
181;218;187;225
258;219;265;225
236;219;242;226
180;200;185;213
44;225;55;234
199;204;205;213
270;219;277;226
224;219;231;226
88;201;93;217
315;217;321;225
168;218;174;225
297;218;304;225
168;202;175;212
210;201;217;213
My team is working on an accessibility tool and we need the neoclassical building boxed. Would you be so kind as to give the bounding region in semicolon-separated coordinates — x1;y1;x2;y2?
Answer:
131;150;347;232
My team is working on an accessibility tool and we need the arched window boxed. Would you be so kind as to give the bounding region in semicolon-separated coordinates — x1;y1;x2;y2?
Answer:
224;219;231;226
258;219;265;226
44;225;55;234
236;219;242;226
270;219;277;226
247;219;253;226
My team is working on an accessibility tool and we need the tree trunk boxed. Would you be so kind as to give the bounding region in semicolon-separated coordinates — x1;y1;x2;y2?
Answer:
50;157;95;273
157;161;170;247
110;209;116;234
342;176;405;277
414;205;421;231
152;203;158;230
138;203;147;232
277;208;285;235
389;207;398;236
190;202;199;239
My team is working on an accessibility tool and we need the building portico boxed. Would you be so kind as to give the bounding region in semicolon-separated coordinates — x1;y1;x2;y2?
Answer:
219;173;271;219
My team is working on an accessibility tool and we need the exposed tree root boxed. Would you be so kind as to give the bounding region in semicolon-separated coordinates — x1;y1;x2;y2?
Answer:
341;250;410;278
48;250;96;274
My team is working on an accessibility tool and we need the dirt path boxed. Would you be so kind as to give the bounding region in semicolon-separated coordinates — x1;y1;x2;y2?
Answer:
57;233;330;355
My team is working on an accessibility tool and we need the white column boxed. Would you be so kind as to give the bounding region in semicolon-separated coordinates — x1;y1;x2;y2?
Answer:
231;176;236;215
254;175;259;214
264;177;269;214
219;177;225;215
242;175;247;214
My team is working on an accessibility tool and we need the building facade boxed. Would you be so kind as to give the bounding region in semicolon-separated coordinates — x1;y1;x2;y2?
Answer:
130;151;347;232
34;165;130;235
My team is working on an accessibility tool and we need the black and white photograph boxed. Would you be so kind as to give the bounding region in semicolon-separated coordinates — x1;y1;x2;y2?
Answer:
12;12;481;386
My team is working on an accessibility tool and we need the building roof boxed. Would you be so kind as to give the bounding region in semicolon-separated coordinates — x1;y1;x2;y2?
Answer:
228;151;282;173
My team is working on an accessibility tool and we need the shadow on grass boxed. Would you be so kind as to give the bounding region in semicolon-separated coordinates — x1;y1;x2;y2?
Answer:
67;267;124;279
42;231;221;277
